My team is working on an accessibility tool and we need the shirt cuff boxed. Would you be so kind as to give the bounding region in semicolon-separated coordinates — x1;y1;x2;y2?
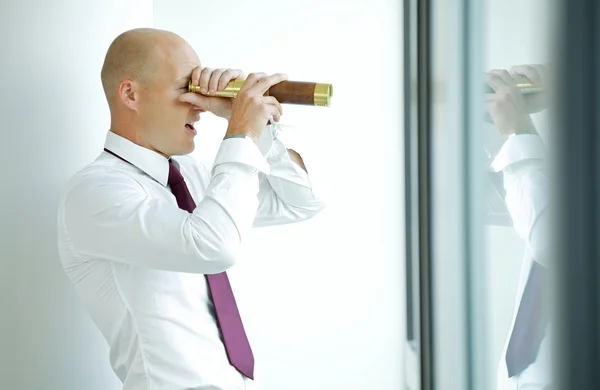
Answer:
254;123;275;156
265;138;313;188
254;121;312;182
490;134;545;172
213;137;270;176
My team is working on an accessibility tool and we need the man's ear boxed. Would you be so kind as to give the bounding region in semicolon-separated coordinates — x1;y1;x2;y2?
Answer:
118;79;139;111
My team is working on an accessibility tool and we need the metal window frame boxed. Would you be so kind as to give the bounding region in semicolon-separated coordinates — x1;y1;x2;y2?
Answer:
555;0;600;388
404;0;491;388
403;0;434;388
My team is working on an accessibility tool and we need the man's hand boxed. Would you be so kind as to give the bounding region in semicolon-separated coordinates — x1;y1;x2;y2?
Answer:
225;72;287;142
510;64;549;114
179;67;245;120
485;69;537;136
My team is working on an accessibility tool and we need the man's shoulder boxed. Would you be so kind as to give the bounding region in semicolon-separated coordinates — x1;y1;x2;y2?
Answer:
173;153;209;168
60;153;144;202
173;154;211;180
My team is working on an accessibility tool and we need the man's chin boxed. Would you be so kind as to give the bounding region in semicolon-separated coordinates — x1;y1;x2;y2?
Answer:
171;142;195;157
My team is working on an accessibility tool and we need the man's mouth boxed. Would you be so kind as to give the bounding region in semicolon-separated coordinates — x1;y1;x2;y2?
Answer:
185;123;197;133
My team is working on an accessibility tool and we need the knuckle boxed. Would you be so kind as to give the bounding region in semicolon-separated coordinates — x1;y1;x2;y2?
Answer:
201;68;213;78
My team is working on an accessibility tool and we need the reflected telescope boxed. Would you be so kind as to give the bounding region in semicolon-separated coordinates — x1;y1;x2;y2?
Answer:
188;79;333;107
485;75;543;94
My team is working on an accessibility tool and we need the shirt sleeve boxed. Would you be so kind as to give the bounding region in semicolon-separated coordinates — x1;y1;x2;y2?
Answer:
252;125;326;227
63;140;267;274
491;134;550;266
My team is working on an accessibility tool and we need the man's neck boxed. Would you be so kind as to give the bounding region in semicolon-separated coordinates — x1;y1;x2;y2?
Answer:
109;122;169;159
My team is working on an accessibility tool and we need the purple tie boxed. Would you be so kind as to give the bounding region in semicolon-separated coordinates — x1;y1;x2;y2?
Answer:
167;160;254;379
505;260;548;377
104;149;254;379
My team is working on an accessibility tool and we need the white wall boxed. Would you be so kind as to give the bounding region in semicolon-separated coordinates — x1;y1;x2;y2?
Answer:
0;1;153;389
153;1;405;389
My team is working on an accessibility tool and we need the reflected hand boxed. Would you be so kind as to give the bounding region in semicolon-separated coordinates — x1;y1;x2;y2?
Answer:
179;66;245;120
485;69;536;136
510;63;549;114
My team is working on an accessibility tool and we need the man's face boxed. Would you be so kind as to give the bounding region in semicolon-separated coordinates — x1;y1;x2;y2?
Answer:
137;39;202;157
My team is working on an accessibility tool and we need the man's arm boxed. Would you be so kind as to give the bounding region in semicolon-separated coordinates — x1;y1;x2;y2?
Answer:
287;148;307;172
487;65;550;266
249;125;326;227
492;135;549;266
63;143;268;274
180;66;325;226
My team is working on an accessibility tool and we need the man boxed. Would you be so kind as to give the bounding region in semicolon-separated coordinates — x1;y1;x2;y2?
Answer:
57;28;325;390
486;65;551;390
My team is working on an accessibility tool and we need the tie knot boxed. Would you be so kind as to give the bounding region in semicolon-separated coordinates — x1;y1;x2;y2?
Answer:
167;160;184;187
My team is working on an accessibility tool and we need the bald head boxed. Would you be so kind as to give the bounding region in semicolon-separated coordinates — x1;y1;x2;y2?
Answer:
101;28;201;157
100;28;187;106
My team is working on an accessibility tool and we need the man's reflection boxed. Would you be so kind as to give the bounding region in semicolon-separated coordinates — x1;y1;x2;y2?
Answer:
486;65;552;390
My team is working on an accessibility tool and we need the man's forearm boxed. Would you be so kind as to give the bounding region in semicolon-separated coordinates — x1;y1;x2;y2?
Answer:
504;162;549;266
287;149;307;172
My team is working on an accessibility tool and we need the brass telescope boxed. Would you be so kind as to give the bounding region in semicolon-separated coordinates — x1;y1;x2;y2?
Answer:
485;75;543;94
189;79;333;107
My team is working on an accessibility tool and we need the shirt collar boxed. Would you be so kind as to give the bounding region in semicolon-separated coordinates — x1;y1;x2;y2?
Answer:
104;131;170;187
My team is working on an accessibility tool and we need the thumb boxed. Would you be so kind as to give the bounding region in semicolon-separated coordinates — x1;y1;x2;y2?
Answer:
179;93;210;110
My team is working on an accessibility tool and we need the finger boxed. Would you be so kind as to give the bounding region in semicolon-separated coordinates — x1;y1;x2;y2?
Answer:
264;102;282;122
190;66;203;88
218;69;244;90
489;69;521;98
178;92;211;110
510;64;543;87
490;69;517;89
208;68;226;95
199;67;214;94
263;96;282;117
239;72;268;93
531;64;549;82
250;73;288;95
485;72;508;93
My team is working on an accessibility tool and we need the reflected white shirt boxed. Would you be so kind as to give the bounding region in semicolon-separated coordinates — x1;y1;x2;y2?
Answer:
57;130;324;390
491;133;551;386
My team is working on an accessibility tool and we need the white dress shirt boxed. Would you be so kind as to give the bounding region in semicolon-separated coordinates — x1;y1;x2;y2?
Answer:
491;134;551;390
57;128;325;390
